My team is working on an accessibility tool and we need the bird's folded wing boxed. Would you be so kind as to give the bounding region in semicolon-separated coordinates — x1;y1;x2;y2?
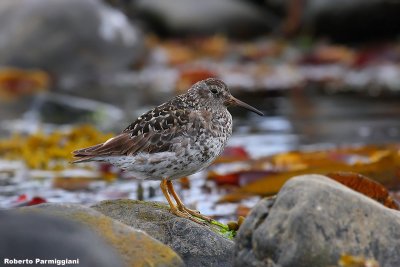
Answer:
72;108;209;161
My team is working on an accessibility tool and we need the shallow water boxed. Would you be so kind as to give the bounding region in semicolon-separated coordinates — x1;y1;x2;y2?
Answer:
228;89;400;157
1;87;400;221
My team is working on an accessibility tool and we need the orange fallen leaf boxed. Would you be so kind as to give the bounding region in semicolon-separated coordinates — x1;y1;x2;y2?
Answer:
208;171;240;186
162;42;196;65
196;35;228;59
219;145;400;200
214;146;250;164
176;68;217;93
52;177;99;191
339;254;380;267
236;205;252;217
0;67;50;100
327;172;399;210
217;192;254;203
209;170;276;187
179;177;191;189
303;45;355;65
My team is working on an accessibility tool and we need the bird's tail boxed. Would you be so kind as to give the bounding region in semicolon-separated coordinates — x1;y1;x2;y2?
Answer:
71;143;104;163
72;133;136;163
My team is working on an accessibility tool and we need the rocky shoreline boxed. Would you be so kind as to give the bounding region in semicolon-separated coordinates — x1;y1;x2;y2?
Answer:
1;174;399;267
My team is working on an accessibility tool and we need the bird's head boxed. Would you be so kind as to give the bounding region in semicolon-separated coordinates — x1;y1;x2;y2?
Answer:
188;78;263;116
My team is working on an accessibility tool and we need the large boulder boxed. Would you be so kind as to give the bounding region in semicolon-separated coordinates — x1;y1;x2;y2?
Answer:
0;210;124;267
109;0;277;38
235;174;400;267
304;0;400;41
92;199;235;267
266;0;400;41
22;203;184;267
0;0;143;76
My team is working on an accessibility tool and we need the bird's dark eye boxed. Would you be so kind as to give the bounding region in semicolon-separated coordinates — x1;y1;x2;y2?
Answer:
210;88;218;94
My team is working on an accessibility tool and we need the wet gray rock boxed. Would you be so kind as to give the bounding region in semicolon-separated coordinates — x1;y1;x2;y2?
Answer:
0;210;124;267
235;174;400;267
266;0;400;41
304;0;400;41
118;0;277;38
22;203;184;267
0;0;143;76
23;93;124;131
92;199;235;267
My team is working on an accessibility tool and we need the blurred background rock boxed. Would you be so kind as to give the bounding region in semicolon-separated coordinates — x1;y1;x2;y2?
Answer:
0;0;143;78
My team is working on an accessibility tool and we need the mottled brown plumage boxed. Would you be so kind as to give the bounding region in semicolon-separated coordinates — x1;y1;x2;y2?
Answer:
72;78;263;224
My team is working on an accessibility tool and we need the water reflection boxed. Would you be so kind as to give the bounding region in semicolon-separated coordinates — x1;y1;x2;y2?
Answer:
229;89;400;156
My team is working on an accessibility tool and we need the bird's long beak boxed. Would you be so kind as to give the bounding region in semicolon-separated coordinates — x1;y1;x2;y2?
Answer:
227;96;264;116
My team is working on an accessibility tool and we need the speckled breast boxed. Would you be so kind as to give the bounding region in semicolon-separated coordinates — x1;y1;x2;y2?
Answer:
193;109;233;169
111;109;233;181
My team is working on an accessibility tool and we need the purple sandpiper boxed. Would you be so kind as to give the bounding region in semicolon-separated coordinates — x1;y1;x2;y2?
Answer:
72;78;263;224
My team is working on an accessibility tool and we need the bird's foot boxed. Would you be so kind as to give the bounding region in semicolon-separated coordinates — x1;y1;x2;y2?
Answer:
170;207;206;225
162;179;211;225
177;205;212;223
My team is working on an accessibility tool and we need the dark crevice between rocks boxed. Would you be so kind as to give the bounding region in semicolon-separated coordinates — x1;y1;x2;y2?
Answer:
254;212;268;231
254;195;277;230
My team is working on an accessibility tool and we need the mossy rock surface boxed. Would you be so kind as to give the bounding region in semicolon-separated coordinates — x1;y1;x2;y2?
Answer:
22;203;184;267
92;199;235;267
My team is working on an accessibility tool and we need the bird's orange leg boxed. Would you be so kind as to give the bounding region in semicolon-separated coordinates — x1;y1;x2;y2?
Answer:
166;180;212;222
160;179;205;224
